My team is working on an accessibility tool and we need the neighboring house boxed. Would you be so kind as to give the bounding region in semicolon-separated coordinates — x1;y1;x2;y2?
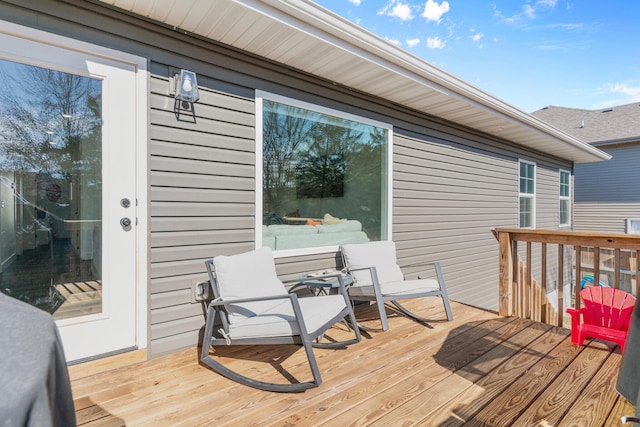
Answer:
0;0;608;362
532;103;640;233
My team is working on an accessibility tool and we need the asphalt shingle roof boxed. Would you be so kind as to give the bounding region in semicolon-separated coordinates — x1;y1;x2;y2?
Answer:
531;103;640;144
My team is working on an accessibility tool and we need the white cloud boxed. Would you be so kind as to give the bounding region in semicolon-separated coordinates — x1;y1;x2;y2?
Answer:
472;33;484;42
379;1;414;21
606;82;640;100
426;36;446;49
406;37;421;47
593;81;640;108
524;0;558;20
523;4;535;19
494;0;558;24
491;4;522;24
348;0;362;5
422;0;450;23
537;0;558;7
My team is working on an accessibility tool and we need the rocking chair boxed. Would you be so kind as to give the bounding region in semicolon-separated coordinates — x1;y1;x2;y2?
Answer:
567;286;636;352
200;247;361;392
340;240;453;331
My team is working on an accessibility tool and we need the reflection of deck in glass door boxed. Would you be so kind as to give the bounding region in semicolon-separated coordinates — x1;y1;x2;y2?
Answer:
0;26;144;362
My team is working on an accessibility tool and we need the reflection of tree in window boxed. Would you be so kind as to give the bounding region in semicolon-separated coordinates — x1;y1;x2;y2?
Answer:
0;61;102;187
262;100;387;240
295;121;357;199
263;102;315;214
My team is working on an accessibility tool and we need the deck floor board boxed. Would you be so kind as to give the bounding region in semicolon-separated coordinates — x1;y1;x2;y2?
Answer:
71;299;633;426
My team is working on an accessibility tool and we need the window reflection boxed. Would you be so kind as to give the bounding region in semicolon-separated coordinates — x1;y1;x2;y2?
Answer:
0;59;103;318
262;99;389;251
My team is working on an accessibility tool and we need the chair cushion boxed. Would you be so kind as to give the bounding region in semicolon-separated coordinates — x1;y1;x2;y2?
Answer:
348;279;441;298
213;247;287;317
228;295;347;339
341;241;404;285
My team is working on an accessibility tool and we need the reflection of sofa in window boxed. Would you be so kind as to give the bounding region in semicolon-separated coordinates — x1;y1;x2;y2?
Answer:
263;220;369;250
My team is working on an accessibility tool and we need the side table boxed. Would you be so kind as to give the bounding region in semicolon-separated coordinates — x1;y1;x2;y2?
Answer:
299;269;352;296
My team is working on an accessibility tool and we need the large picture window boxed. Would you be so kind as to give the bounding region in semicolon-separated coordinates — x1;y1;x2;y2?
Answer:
559;169;571;227
257;93;391;252
519;160;536;228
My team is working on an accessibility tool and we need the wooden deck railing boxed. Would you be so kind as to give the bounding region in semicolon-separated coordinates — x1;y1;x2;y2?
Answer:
493;228;640;328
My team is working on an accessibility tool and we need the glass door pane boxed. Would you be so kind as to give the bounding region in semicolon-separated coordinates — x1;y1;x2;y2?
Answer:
0;59;103;321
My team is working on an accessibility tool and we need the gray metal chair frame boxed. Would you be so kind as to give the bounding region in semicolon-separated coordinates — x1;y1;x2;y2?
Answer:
200;259;361;393
341;245;453;331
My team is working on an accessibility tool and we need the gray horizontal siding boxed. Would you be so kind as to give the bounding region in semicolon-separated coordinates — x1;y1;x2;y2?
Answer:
391;129;572;310
392;134;515;311
574;202;640;233
536;165;565;229
149;73;257;356
573;143;640;233
575;143;640;203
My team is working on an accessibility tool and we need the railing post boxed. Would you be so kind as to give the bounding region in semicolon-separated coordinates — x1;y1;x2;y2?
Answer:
541;243;547;323
498;231;513;316
575;246;582;310
525;242;532;319
614;248;621;289
557;244;564;327
637;249;640;296
594;247;600;287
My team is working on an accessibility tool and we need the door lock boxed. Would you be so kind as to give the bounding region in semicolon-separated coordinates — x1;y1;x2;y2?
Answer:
120;217;132;229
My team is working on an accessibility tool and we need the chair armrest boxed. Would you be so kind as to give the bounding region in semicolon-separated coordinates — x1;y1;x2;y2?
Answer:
346;266;376;279
566;307;586;330
208;293;293;307
403;261;442;281
405;261;440;268
566;306;586;331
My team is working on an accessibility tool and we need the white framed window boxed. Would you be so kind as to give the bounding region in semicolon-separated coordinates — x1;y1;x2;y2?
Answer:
626;219;640;234
519;160;536;228
559;169;571;227
256;91;392;256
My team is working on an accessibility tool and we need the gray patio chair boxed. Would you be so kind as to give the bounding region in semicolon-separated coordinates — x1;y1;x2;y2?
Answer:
200;246;361;392
340;240;453;331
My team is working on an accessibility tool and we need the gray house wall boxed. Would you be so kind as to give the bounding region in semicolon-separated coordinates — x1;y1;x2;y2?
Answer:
1;0;573;357
574;143;640;233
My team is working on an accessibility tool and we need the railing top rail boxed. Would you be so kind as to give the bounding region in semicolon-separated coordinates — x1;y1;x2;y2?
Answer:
492;228;640;250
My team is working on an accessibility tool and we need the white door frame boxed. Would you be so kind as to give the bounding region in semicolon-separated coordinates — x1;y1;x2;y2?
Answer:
0;20;149;361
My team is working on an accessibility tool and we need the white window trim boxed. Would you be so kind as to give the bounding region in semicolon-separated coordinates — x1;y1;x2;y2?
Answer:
625;219;640;234
518;159;536;229
255;90;393;257
559;169;571;227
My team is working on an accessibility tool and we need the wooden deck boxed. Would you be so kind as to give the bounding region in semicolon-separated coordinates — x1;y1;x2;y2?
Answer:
70;299;635;426
54;280;102;320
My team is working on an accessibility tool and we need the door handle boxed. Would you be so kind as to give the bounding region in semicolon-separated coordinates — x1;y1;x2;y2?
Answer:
120;217;132;229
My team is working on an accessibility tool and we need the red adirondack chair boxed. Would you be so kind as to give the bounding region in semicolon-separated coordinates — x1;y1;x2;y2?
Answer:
567;286;636;353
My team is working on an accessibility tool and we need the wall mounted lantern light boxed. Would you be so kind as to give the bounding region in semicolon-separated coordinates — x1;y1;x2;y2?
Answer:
173;69;199;122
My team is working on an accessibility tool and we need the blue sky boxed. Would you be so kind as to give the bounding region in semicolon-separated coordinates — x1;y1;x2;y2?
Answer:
313;0;640;113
